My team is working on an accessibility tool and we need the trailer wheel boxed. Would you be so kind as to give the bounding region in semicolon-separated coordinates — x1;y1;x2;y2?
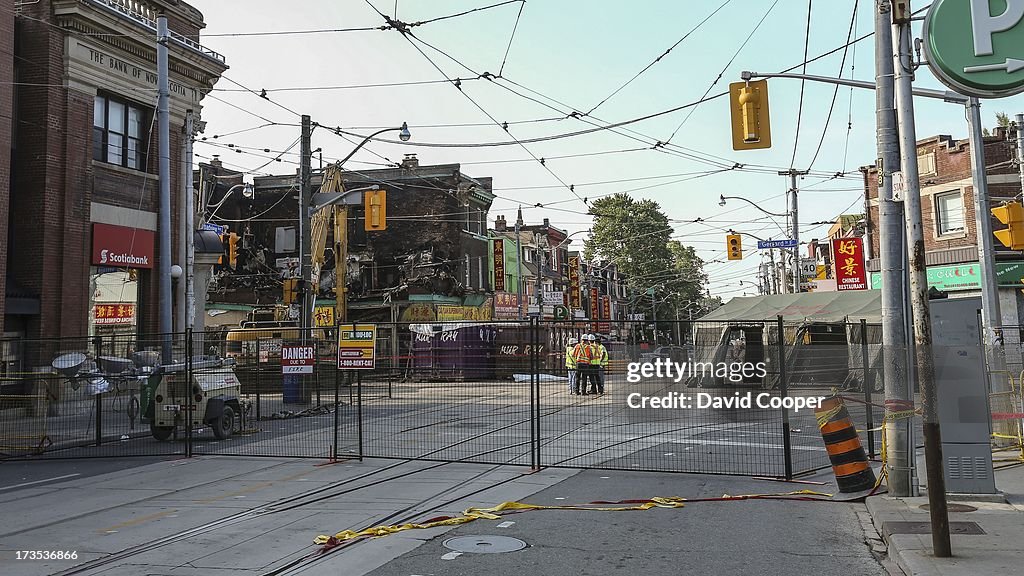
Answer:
151;424;174;441
213;405;235;440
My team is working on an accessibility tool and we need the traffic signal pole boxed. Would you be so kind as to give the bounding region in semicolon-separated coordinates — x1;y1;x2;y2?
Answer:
966;98;1009;402
778;169;807;293
893;12;951;557
875;0;914;498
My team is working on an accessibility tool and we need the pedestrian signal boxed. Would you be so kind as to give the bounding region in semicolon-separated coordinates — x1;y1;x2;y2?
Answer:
727;234;743;260
729;80;771;150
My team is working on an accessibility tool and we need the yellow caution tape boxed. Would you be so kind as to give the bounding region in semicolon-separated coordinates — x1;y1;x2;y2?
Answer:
815;406;843;429
312;492;835;546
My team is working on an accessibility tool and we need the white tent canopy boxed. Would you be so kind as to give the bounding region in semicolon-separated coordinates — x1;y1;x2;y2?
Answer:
698;291;882;324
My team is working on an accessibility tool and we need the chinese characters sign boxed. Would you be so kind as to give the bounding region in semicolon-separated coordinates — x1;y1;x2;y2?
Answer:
313;306;335;327
568;257;581;309
590;288;600;332
493;292;521;319
93;303;135;325
337;324;376;369
832;237;867;291
599;296;611;334
493;239;506;292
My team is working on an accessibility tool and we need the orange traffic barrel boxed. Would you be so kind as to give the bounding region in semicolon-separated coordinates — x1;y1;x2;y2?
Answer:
816;396;876;493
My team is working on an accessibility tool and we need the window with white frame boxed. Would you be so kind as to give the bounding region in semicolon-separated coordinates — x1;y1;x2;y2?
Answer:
935;190;965;235
93;94;148;170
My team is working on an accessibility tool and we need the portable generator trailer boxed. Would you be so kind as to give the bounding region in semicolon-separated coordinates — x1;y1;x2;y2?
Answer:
145;357;243;441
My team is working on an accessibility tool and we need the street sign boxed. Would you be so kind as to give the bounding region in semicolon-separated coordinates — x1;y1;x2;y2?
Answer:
756;239;798;249
337;323;376;369
281;344;315;375
201;222;226;235
800;259;817;277
891;171;906;202
924;0;1024;98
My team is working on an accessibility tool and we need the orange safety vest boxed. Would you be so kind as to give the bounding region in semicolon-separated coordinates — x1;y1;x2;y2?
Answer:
573;343;596;365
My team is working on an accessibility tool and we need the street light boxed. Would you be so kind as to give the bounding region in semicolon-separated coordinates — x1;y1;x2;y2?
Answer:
719;194;788;217
205;182;253;223
721;195;798;293
333;122;411;167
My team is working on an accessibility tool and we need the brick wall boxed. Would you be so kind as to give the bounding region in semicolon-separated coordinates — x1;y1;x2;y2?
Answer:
863;132;1023;262
11;3;85;340
11;1;196;340
0;0;14;332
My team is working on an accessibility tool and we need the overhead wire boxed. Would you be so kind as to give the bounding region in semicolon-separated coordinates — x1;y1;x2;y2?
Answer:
584;0;734;116
665;0;781;144
789;0;814;169
498;0;525;77
805;0;858;171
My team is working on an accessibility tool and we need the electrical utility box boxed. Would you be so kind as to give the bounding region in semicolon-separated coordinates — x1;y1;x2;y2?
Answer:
929;296;996;494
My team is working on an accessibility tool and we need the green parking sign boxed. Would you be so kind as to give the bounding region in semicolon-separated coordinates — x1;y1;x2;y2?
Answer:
924;0;1024;98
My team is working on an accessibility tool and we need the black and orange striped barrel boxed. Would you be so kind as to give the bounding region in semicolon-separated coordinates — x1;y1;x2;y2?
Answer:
816;396;875;493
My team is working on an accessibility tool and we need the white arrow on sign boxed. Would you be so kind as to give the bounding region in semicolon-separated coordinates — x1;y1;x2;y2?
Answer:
963;58;1024;74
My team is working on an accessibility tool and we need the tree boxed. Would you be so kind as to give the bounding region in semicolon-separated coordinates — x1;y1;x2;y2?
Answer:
984;111;1012;136
584;193;708;341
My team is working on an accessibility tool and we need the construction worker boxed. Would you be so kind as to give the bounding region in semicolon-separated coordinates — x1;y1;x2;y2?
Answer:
565;337;579;394
573;334;596;395
593;335;609;395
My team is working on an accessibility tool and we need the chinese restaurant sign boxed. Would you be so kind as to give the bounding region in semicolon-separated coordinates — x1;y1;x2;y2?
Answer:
569;257;581;309
493;239;506;292
93;303;135;325
832;237;867;291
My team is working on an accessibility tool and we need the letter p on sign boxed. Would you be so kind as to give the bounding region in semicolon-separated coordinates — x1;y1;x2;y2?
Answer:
970;0;1024;56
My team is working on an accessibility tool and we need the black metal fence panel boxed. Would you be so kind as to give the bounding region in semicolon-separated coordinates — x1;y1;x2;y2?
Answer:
0;319;888;479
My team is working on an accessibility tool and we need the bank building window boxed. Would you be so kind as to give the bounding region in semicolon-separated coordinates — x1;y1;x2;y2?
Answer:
93;94;149;170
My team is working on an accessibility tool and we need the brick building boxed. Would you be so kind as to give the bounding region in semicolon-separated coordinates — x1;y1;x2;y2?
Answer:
861;128;1024;323
2;0;225;342
197;155;495;325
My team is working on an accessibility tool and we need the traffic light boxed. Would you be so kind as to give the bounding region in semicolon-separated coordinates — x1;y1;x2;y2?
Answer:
283;279;298;304
729;80;772;150
216;233;225;266
992;201;1024;250
727;234;743;260
364;189;387;231
227;232;239;269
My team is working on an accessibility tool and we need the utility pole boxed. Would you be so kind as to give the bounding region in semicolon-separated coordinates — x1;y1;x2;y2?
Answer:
184;110;195;334
156;16;172;363
1018;114;1024;195
779;169;808;294
299;115;313;332
893;8;951;557
875;0;913;498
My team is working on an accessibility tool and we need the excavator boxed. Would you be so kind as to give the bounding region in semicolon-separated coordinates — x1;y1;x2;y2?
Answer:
225;163;385;360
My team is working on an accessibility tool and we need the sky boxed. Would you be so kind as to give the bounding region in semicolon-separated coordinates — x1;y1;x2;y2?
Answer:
188;0;1024;301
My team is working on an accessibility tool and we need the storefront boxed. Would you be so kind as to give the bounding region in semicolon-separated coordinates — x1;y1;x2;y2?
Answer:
89;223;153;352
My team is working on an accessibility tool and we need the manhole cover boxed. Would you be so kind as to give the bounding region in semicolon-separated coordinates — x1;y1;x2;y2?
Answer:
882;521;986;536
443;535;527;554
919;503;978;513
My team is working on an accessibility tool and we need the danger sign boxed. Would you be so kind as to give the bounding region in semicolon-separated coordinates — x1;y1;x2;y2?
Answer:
281;344;315;374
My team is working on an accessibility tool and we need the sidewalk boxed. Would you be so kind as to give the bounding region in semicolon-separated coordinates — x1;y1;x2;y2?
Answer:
866;453;1024;576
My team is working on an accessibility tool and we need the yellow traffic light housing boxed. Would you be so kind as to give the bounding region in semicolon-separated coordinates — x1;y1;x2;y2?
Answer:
729;80;772;150
727;234;743;260
364;189;387;231
227;232;239;269
992;201;1024;250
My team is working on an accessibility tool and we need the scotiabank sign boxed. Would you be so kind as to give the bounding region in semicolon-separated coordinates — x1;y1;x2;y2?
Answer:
91;223;155;269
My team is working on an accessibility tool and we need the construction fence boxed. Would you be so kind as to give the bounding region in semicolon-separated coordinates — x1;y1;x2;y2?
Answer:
0;319;895;478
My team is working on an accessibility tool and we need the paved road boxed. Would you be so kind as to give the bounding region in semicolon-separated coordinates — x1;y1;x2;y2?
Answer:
362;469;887;576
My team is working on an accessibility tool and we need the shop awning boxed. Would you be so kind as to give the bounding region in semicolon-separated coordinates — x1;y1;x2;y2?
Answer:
698;291;882;324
